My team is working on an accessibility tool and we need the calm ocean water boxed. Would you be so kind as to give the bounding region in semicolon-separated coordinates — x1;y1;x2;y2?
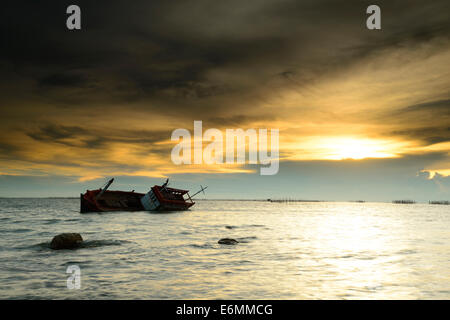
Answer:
0;198;448;299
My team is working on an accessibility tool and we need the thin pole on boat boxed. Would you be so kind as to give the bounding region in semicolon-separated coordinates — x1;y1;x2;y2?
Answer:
161;178;169;192
96;178;114;200
190;185;208;199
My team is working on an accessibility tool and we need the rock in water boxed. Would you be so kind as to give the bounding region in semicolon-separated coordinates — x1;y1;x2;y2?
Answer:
50;233;83;250
218;238;239;245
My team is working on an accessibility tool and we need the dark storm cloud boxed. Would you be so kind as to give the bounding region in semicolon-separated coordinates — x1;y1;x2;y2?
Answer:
39;73;88;87
378;99;450;145
390;126;450;145
27;125;87;141
205;114;279;128
401;99;450;114
26;124;171;149
0;142;18;156
1;0;449;117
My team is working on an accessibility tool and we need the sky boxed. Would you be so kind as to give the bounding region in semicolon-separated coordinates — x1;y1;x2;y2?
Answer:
0;0;449;200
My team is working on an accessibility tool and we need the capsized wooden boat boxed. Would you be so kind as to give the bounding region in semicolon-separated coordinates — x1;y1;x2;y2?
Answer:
80;178;205;213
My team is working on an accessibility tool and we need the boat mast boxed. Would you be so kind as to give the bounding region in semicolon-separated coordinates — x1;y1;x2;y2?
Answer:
96;178;114;200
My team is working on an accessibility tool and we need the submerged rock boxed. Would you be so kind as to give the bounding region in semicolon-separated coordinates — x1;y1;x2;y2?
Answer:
50;233;83;250
218;238;239;245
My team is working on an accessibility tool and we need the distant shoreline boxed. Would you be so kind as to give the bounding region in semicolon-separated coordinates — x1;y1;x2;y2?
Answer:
0;197;447;204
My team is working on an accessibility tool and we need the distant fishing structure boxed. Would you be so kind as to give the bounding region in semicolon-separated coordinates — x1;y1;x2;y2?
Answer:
267;198;321;203
429;201;449;205
392;200;416;204
268;198;447;205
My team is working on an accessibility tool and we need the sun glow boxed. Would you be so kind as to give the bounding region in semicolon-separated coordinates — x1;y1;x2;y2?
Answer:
285;137;405;161
321;138;399;160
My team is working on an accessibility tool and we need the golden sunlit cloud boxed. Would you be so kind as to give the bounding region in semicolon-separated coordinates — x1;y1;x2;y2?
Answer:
423;169;450;179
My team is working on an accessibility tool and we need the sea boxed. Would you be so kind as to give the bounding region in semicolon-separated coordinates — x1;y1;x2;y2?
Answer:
0;198;448;299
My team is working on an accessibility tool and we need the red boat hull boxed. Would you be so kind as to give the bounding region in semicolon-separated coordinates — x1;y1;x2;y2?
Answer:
80;189;145;213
